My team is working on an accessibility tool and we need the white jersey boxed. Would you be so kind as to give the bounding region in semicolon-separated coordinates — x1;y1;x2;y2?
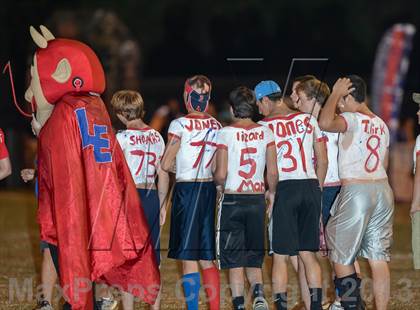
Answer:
116;128;165;185
217;124;275;193
259;112;324;181
322;131;341;186
168;114;221;181
338;112;389;181
414;135;420;173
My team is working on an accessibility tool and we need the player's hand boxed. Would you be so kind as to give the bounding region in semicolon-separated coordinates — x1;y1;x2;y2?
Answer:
332;78;355;98
31;114;42;137
21;169;35;182
265;191;275;217
160;207;167;226
410;205;420;218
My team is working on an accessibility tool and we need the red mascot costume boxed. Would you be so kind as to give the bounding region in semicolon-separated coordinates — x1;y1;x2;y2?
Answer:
26;25;160;309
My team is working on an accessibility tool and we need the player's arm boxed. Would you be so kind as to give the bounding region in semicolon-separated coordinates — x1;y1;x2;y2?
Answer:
314;140;328;189
161;136;180;172
157;166;170;225
214;147;227;189
265;143;278;214
383;148;390;171
0;157;11;181
319;78;354;133
266;144;278;194
412;153;420;216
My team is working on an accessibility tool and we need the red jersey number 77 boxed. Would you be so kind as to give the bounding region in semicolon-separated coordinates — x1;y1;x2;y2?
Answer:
190;140;218;169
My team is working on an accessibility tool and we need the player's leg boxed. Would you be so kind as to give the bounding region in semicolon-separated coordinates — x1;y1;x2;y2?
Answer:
230;267;246;310
244;195;268;309
321;185;341;307
297;256;311;310
298;179;323;309
271;181;300;310
41;246;57;303
168;182;203;309
219;194;246;310
121;292;134;310
367;260;389;310
138;188;162;310
299;251;322;309
246;267;269;309
199;259;220;310
199;182;220;310
326;184;373;309
181;260;201;310
358;181;394;310
272;254;288;309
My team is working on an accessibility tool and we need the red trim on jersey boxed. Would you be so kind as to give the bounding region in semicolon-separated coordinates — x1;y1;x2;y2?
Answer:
338;115;348;132
229;123;261;130
416;150;420;157
261;112;304;122
127;127;152;131
267;141;275;148
358;111;376;119
168;133;181;140
184;113;211;119
217;144;228;150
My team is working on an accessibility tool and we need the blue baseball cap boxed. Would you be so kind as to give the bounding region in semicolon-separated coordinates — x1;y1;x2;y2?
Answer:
254;80;282;101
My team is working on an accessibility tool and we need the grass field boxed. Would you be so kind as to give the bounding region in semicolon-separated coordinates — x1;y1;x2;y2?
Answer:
0;190;418;309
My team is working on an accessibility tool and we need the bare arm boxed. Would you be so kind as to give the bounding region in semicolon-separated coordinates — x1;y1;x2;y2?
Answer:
314;140;328;189
0;157;12;181
265;144;278;194
214;148;228;188
411;153;420;215
319;78;353;133
384;148;390;171
161;137;180;172
157;167;170;225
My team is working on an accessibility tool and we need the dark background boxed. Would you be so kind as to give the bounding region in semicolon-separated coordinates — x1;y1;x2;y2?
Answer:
0;1;420;186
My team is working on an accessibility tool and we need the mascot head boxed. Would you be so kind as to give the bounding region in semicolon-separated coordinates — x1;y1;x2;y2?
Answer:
26;25;106;130
183;75;211;113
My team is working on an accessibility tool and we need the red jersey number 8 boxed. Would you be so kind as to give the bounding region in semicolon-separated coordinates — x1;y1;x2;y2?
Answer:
364;135;380;173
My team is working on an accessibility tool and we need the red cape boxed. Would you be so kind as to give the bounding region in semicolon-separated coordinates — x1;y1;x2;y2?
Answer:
37;93;160;309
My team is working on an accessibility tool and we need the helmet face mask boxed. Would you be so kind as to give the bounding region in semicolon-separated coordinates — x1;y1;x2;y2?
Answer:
187;89;210;112
184;77;211;113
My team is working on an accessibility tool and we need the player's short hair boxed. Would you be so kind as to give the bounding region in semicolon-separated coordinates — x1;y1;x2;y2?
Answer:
345;75;366;103
111;90;145;121
229;86;257;119
293;74;317;84
265;92;283;102
185;75;212;94
296;78;330;106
